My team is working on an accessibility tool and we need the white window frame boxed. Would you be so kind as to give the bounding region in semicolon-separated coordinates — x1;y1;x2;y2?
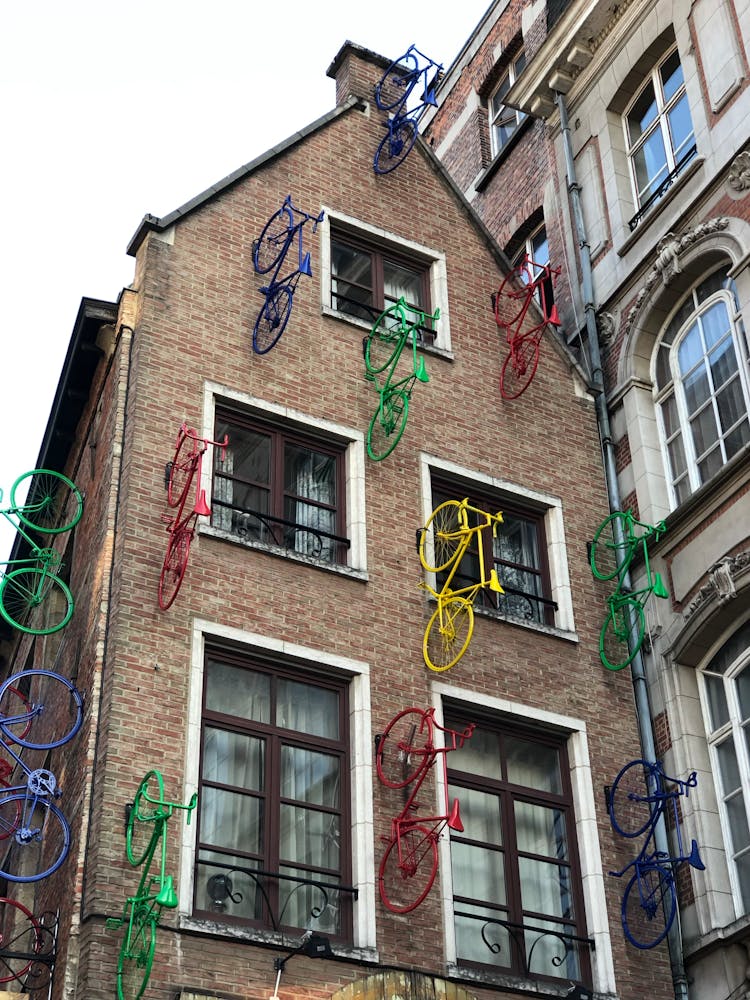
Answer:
201;380;368;577
488;51;527;158
419;454;576;638
319;208;453;355
179;618;377;955
653;277;750;507
429;679;616;994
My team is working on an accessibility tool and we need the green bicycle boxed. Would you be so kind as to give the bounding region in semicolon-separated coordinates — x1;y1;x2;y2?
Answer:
0;469;83;635
363;297;438;461
590;510;669;671
108;771;197;1000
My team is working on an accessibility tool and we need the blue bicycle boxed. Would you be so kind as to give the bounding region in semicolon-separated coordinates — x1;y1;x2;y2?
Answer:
374;44;443;175
609;759;704;949
251;195;324;354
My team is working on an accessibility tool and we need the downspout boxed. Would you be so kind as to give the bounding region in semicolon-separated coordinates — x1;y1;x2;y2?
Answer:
555;90;689;1000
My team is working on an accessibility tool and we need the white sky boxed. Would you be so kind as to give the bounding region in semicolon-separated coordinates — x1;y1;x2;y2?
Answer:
0;0;492;559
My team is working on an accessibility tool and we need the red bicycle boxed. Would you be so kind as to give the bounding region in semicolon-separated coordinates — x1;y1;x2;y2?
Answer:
376;707;474;913
493;254;561;399
158;424;228;611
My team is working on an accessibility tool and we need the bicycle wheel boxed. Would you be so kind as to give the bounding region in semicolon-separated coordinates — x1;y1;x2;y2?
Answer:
600;597;645;671
609;759;659;838
423;596;474;672
500;338;540;399
621;866;676;949
117;903;157;1000
374;120;419;175
10;470;83;535
0;796;70;882
253;205;292;274
0;568;74;636
167;431;199;509
494;265;531;329
375;52;419;110
419;500;464;573
158;527;192;611
0;896;45;983
376;708;432;788
367;390;409;461
253;285;293;355
590;511;631;581
0;669;83;750
127;771;165;866
379;827;439;913
364;305;404;375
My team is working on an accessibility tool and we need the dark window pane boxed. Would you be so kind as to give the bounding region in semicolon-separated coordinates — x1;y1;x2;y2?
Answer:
277;680;339;738
205;661;270;722
506;736;562;793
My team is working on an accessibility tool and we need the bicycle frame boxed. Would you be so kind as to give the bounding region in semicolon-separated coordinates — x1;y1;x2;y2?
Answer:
251;195;325;354
363;297;438;461
377;707;474;913
608;759;704;950
419;498;504;672
158;424;228;611
493;254;561;399
373;44;443;175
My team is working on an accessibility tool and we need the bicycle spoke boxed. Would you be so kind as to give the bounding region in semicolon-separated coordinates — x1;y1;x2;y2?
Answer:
424;596;474;672
379;826;439;913
0;897;44;984
0;670;83;750
367;391;409;461
622;866;676;949
10;470;83;535
0;568;74;636
609;759;658;838
117;902;157;1000
0;796;70;882
376;708;431;788
419;500;463;573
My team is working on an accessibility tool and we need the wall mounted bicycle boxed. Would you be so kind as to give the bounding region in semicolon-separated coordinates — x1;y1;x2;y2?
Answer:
492;254;561;399
590;509;669;670
608;758;704;949
0;897;57;989
363;297;437;460
0;669;83;882
376;707;474;913
373;43;443;174
418;498;504;671
0;469;83;635
251;194;325;354
159;423;228;611
107;770;197;1000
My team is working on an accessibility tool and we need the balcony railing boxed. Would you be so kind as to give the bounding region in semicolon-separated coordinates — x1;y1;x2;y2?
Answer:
628;144;698;231
211;498;350;564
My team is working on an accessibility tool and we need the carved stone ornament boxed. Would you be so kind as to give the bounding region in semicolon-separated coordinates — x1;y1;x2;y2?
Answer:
624;218;730;336
685;550;750;618
596;311;616;346
728;151;750;193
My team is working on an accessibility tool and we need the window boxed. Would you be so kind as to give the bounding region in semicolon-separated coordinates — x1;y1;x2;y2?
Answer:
489;50;526;157
624;46;696;216
446;712;590;984
330;229;435;341
699;619;750;915
511;223;554;311
193;649;352;939
654;266;750;506
212;408;349;564
430;480;556;627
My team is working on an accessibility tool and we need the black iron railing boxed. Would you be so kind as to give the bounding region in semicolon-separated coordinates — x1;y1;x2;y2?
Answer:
628;144;697;231
0;908;58;993
211;498;350;564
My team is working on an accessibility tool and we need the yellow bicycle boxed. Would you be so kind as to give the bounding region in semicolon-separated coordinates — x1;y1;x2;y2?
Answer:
418;499;504;671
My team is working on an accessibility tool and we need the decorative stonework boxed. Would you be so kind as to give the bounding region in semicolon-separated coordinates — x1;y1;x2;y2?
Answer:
684;550;750;618
728;151;750;193
624;218;730;336
332;972;477;1000
596;310;616;346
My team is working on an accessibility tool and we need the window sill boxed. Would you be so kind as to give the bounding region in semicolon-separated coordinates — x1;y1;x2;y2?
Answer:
615;155;704;258
202;524;369;582
473;602;578;644
321;304;455;363
447;962;586;997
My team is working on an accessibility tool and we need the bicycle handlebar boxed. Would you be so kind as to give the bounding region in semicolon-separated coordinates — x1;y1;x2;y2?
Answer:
401;43;444;74
279;194;325;233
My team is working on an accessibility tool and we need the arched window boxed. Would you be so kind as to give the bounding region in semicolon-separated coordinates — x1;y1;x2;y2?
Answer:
653;266;750;506
699;619;750;915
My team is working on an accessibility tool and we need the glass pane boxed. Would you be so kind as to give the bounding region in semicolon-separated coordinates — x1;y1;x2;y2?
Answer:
736;851;750;913
661;49;684;101
205;661;270;722
674;473;692;505
331;240;372;318
716;738;741;793
726;791;750;852
197;852;264;921
704;673;730;729
666;429;687;482
628;81;658;140
284;446;335;505
383;259;423;308
697;443;723;483
515;802;568;859
277;679;339;738
667;93;694;161
683;364;712;415
633;130;669;199
454;902;511;967
661;393;680;436
495;515;540;568
283;496;336;560
281;747;340;806
278;865;342;934
690;401;720;457
280;805;340;869
226;428;271;486
725;418;750;459
450;725;501;777
716;377;745;431
530;227;549;267
702;301;731;350
506;737;561;793
524;917;580;980
200;786;263;854
203;727;264;790
518;857;573;919
655;346;672;390
452;786;502;843
451;842;506;904
737;666;750;720
678;323;704;377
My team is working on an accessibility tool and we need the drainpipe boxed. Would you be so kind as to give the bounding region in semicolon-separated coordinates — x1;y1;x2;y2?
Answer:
555;90;689;1000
